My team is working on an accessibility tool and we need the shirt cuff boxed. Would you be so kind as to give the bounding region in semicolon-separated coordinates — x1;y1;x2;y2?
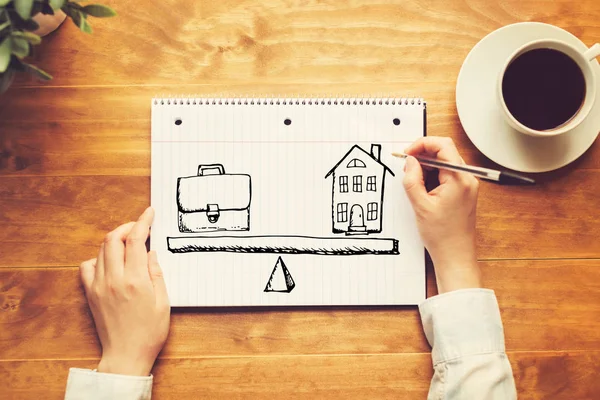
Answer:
65;368;153;400
418;288;506;366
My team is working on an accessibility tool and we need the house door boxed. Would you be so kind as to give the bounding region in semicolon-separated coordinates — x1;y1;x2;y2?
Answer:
349;204;365;231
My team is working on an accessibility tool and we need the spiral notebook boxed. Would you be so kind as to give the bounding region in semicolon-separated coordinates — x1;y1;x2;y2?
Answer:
151;97;426;307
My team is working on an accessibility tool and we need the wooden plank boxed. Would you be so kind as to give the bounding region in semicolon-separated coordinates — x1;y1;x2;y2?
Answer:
0;176;148;268
1;86;598;177
0;267;432;360
484;260;600;351
0;119;151;177
1;352;599;400
476;167;600;259
167;235;400;255
1;172;599;266
5;0;600;88
1;260;597;360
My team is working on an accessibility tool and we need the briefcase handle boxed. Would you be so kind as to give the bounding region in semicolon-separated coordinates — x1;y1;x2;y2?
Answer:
198;164;225;176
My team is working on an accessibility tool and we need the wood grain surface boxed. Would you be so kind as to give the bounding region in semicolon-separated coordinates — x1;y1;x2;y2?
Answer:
2;351;599;400
1;260;598;360
1;0;599;398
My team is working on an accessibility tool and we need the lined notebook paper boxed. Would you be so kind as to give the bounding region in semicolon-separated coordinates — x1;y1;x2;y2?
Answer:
151;97;426;307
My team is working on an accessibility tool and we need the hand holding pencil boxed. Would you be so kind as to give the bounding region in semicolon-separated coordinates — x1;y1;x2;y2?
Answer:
393;152;534;185
401;137;482;294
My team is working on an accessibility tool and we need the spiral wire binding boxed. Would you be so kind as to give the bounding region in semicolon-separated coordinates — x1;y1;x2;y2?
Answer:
152;96;424;106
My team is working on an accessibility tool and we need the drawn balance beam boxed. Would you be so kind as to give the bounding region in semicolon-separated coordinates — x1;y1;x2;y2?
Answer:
167;235;399;255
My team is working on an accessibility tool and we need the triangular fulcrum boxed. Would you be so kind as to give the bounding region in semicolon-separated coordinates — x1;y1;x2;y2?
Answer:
264;256;295;293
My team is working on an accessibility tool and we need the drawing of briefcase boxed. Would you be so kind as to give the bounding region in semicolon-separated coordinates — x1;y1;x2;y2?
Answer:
176;164;251;233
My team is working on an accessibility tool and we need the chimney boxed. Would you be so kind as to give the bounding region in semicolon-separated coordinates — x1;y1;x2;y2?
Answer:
371;144;381;162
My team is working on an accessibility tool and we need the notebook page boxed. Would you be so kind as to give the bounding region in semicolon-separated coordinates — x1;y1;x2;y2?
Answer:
151;98;426;307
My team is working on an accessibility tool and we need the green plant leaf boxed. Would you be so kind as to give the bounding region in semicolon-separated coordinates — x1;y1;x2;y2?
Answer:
23;62;52;80
10;36;29;58
0;0;11;6
12;31;42;45
81;4;116;18
0;69;15;94
63;4;83;29
0;21;10;32
65;1;82;10
49;0;66;10
14;0;35;20
0;38;10;73
79;12;92;33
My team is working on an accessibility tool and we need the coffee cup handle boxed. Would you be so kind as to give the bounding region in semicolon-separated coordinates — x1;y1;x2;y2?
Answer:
584;43;600;61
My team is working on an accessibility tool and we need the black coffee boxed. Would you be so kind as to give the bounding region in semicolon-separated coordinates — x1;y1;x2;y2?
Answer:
502;48;586;131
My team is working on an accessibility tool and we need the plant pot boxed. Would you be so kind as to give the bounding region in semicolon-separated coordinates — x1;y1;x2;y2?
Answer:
32;10;67;37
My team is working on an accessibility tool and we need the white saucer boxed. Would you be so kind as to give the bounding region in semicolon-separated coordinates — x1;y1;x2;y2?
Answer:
456;22;600;173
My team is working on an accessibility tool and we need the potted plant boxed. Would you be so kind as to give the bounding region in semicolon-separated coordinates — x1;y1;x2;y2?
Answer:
0;0;116;93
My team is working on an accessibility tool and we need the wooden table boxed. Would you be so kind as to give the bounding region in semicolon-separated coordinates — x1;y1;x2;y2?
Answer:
1;1;599;398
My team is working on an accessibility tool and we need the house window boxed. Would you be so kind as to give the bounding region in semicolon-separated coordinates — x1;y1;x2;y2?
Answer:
337;203;348;222
366;176;376;191
339;176;348;193
347;158;366;168
367;202;378;221
353;176;362;192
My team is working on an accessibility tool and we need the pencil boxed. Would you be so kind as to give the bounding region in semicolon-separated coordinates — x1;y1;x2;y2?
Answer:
391;153;535;185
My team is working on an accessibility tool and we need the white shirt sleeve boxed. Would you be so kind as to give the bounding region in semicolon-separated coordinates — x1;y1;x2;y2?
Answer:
64;368;153;400
419;288;517;400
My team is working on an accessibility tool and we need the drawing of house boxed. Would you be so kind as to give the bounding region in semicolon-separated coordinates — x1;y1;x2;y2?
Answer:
325;144;394;235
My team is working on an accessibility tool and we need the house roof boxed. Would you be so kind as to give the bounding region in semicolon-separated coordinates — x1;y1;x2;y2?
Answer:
325;144;395;179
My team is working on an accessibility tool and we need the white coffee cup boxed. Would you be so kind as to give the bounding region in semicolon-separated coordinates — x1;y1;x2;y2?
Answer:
498;39;600;137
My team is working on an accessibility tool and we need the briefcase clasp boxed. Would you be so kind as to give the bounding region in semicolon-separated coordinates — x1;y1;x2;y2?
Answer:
206;204;220;223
